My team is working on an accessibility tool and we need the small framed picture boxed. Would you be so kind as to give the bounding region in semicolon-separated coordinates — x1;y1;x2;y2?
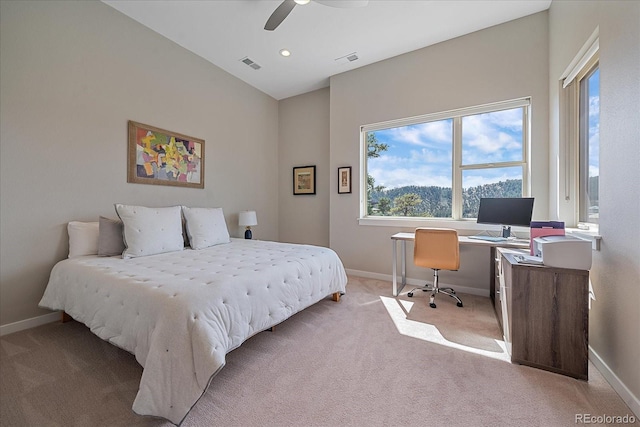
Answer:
338;166;352;194
293;165;316;195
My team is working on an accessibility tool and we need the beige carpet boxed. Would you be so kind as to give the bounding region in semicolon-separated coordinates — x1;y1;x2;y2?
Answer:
1;275;637;426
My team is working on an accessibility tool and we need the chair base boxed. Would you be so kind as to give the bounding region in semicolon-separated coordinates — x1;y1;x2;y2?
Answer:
407;286;463;308
406;269;463;308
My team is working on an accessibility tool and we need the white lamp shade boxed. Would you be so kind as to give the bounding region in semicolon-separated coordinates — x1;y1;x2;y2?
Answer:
239;211;257;227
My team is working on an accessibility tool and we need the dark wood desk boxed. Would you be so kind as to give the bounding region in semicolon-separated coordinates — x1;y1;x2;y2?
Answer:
496;248;589;379
390;233;589;380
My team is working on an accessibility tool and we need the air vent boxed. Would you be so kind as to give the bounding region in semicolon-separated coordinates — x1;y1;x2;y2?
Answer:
334;52;359;66
240;57;261;70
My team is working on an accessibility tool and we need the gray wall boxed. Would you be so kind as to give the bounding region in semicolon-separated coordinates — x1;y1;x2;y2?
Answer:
278;88;330;247
549;0;640;406
0;0;279;325
328;12;549;292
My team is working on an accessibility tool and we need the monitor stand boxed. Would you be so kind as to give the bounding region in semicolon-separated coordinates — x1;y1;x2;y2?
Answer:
502;225;512;238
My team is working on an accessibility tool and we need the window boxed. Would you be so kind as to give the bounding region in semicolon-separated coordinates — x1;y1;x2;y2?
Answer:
578;64;599;224
561;29;599;228
362;98;530;220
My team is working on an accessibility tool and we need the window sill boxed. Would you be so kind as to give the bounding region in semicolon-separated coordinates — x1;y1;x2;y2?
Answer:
357;216;532;238
566;227;602;251
358;217;602;250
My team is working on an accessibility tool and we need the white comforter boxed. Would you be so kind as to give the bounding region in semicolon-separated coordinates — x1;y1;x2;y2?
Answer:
39;239;347;424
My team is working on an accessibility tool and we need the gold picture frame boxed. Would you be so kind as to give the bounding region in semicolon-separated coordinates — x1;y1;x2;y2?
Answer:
128;120;204;189
293;165;316;195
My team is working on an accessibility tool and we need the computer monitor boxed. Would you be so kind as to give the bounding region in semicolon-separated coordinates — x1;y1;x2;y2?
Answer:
476;197;534;238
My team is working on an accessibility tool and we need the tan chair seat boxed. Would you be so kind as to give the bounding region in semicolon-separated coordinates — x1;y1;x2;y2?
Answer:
409;227;463;309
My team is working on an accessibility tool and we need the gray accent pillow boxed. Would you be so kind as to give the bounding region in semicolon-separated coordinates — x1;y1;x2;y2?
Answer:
98;216;125;256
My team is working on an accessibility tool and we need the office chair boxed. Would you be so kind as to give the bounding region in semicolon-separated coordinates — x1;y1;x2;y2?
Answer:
407;227;464;309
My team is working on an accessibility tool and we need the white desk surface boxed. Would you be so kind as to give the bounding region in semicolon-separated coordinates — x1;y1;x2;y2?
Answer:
391;232;530;249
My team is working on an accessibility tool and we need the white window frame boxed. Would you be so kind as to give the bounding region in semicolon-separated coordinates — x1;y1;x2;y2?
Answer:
359;98;531;229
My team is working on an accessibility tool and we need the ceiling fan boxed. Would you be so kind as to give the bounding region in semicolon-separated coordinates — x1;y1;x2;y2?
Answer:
264;0;369;31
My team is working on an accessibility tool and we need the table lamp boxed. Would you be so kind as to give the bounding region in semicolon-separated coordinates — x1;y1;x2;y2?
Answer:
239;210;257;239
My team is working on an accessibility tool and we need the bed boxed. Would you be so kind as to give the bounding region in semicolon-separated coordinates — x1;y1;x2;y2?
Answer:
39;215;347;425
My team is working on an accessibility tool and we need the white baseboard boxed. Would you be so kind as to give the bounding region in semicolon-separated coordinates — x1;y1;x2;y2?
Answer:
345;268;489;297
589;346;640;418
0;311;60;337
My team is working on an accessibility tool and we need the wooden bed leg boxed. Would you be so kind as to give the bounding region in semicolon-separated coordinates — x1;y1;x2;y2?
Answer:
332;292;341;302
268;326;275;332
61;311;72;323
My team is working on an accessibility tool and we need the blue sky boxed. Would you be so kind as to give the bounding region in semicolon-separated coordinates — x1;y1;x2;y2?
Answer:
588;68;600;179
368;107;524;190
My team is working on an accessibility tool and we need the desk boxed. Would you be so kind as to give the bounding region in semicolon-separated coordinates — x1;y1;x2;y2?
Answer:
391;232;530;296
496;247;589;379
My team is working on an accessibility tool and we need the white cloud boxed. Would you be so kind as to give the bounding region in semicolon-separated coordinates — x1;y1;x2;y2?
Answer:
461;108;522;163
589;123;599;140
588;128;599;169
589;95;600;117
369;107;526;190
387;120;452;148
463;108;522;133
369;158;451;189
408;148;451;164
462;168;522;189
464;131;521;156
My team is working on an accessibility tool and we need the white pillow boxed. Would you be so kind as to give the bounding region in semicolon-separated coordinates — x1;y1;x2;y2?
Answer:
115;204;184;258
67;221;99;258
181;206;230;250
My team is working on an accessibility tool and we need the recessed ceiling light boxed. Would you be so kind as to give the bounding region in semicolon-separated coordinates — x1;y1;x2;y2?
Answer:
294;0;310;5
280;49;291;57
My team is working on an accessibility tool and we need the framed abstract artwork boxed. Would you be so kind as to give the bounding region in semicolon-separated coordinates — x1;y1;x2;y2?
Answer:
293;165;316;195
128;120;204;189
338;166;352;194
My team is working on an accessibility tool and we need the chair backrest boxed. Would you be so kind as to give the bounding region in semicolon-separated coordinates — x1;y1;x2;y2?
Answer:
413;227;460;271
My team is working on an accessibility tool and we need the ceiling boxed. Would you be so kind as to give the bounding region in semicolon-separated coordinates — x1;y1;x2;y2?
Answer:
103;0;552;100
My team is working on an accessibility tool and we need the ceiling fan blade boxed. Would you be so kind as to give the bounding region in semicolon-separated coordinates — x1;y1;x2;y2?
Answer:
314;0;369;8
264;0;297;31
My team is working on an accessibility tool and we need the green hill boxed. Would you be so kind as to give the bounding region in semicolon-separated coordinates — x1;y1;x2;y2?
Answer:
369;179;523;217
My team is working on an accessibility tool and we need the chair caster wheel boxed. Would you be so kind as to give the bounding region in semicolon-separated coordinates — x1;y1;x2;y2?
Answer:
408;292;413;297
457;302;463;308
429;303;436;308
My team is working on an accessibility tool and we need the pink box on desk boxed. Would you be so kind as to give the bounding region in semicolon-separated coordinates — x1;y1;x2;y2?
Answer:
530;221;565;255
